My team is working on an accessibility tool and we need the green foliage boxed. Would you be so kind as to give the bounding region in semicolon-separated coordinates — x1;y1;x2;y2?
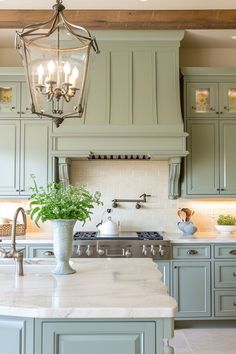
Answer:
28;176;102;227
217;214;236;225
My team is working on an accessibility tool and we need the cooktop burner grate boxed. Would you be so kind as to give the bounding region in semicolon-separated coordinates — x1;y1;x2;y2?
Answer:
73;231;163;240
136;232;163;240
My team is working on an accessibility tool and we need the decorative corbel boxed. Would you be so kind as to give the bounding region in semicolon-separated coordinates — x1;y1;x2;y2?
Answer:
58;157;71;187
168;157;181;199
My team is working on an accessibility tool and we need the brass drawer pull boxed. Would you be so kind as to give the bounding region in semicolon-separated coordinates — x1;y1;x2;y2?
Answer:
187;249;198;255
43;250;54;256
233;272;236;276
229;250;236;256
233;302;236;306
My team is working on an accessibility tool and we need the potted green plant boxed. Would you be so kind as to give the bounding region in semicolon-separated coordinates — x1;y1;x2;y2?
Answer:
28;176;102;274
215;214;236;235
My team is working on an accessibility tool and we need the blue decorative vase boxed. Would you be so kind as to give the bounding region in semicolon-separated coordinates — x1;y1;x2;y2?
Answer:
51;219;76;275
178;221;197;235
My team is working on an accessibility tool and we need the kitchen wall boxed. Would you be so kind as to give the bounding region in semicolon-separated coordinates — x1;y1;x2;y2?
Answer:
1;161;236;235
69;160;236;234
180;48;236;67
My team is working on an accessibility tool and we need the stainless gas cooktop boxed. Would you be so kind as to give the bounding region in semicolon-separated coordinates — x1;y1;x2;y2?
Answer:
73;231;171;260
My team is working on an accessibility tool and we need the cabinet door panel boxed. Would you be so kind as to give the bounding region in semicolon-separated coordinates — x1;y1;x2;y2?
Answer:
0;317;33;354
41;321;156;354
219;83;236;117
172;261;211;317
0;82;20;117
20;120;52;194
220;120;236;194
0;120;20;195
186;120;219;195
186;83;218;118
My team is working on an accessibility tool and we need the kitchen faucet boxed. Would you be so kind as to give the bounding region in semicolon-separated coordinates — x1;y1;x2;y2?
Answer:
0;207;26;276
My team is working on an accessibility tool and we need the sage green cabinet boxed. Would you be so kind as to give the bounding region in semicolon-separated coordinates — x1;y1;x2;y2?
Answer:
36;320;156;354
182;68;236;197
0;317;34;354
172;261;211;318
185;81;236;118
0;80;34;118
215;261;236;288
185;118;236;196
0;119;52;196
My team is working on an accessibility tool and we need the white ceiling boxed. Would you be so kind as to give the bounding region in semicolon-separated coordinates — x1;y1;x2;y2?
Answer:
1;1;236;48
1;0;236;10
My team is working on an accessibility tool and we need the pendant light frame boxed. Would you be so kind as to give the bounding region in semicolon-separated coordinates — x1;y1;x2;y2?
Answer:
15;0;99;127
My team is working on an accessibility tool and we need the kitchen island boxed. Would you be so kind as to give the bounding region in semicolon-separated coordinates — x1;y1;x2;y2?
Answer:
0;258;176;354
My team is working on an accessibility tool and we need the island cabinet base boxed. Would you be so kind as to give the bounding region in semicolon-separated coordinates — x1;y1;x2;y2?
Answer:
34;319;174;354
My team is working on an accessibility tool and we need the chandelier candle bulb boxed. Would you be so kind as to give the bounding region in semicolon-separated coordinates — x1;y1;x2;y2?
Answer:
71;66;79;88
37;64;44;86
63;62;71;83
48;60;56;82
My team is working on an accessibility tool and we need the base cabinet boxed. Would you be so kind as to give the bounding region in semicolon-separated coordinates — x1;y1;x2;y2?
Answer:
172;261;211;318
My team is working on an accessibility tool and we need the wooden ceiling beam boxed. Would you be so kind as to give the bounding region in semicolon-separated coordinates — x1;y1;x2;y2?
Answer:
1;9;236;30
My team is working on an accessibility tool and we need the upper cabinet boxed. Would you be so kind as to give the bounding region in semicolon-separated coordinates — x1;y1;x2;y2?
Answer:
182;68;236;197
186;81;236;118
0;74;34;118
0;119;52;196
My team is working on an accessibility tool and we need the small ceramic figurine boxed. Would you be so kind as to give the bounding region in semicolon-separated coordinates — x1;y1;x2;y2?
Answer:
177;208;197;235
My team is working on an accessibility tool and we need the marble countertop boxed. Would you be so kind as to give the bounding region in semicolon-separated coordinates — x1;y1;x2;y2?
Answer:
0;258;176;319
2;231;236;244
165;232;236;243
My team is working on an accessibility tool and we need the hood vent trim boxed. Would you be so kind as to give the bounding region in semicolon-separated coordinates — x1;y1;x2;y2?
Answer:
88;153;151;160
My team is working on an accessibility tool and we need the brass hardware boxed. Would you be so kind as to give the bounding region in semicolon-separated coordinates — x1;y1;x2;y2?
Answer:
43;250;54;256
216;188;220;191
187;249;198;255
220;188;225;191
216;111;219;114
174;266;178;269
191;106;196;110
220;112;223;114
11;106;15;109
210;107;215;111
233;302;236;306
229;250;236;255
233;272;236;276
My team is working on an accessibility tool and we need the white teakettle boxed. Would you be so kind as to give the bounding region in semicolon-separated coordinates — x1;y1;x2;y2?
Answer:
97;216;119;236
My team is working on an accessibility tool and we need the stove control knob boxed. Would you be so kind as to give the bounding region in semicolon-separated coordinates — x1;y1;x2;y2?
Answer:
86;245;93;257
97;248;105;256
159;245;164;257
150;245;156;256
76;246;83;257
125;249;132;257
142;245;148;256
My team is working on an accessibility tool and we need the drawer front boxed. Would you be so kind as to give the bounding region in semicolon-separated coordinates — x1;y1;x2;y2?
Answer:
28;245;54;258
215;290;236;317
214;245;236;259
172;245;210;259
215;262;236;288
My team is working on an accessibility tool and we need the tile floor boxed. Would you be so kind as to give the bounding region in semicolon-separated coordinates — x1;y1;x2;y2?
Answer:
170;327;236;354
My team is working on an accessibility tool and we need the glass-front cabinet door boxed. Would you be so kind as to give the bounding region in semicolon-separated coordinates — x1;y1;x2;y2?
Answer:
219;83;236;117
186;82;218;118
0;82;21;117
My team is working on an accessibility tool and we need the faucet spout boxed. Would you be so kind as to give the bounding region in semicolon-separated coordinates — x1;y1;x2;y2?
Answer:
0;207;27;276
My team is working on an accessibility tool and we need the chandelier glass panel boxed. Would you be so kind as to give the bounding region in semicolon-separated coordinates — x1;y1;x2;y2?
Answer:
15;0;99;127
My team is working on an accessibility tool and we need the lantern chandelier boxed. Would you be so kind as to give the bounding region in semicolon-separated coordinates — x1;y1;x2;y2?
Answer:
16;0;99;127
